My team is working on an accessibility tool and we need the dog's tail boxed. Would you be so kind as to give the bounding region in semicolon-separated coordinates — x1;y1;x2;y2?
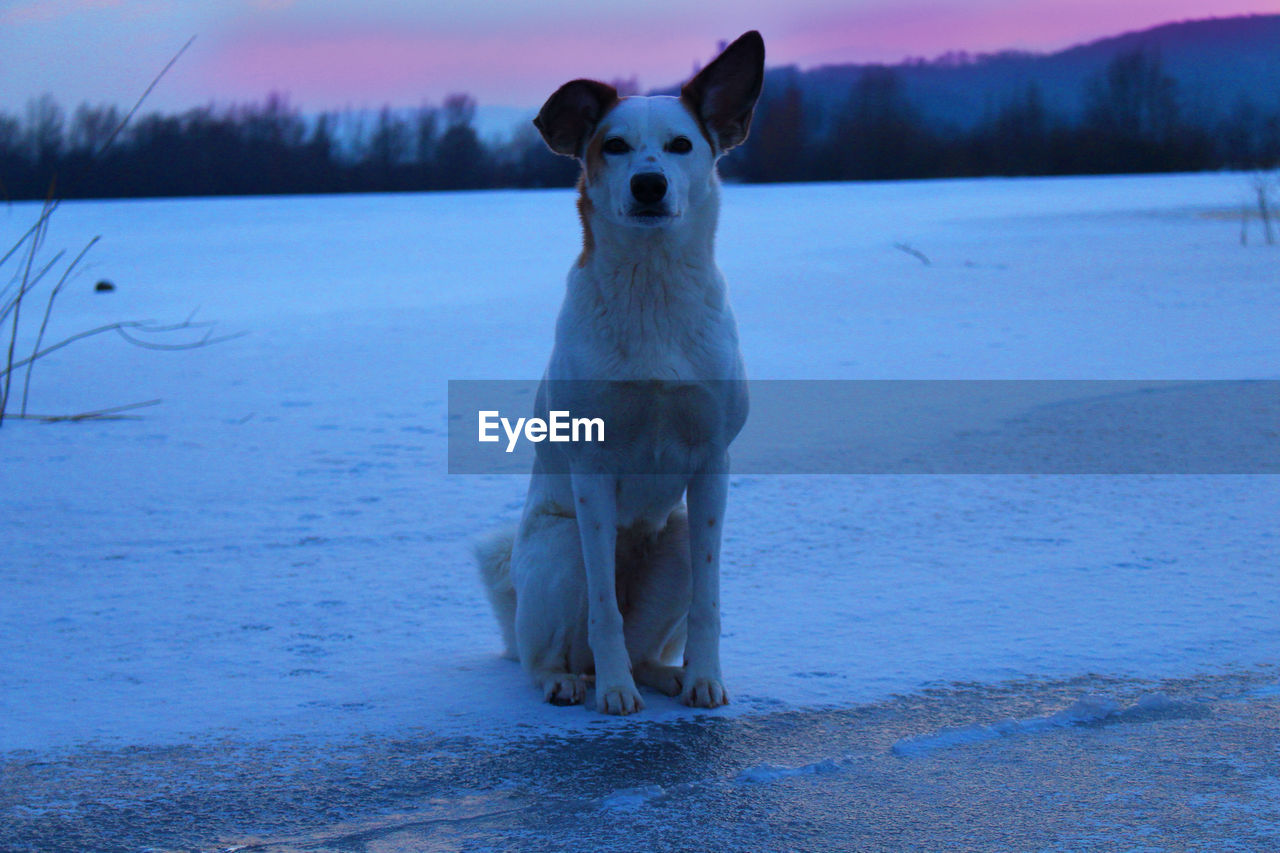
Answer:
474;525;519;661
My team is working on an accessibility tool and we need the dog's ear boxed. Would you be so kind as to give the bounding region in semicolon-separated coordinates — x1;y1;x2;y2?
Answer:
533;79;620;158
681;31;765;152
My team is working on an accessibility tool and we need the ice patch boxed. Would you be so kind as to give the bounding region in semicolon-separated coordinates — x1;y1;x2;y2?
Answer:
599;757;860;808
1044;694;1122;726
736;757;848;784
892;693;1199;757
1245;683;1280;699
600;784;665;810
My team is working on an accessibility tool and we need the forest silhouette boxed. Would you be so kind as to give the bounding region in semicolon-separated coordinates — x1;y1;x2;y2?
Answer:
2;48;1276;201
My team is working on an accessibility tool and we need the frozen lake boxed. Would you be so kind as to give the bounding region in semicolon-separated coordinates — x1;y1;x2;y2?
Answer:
2;173;1278;850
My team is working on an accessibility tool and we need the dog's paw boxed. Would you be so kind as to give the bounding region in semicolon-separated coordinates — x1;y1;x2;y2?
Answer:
541;673;587;706
681;676;729;709
597;683;645;715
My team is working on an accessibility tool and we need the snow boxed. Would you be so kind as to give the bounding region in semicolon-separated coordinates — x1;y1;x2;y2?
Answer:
2;172;1278;760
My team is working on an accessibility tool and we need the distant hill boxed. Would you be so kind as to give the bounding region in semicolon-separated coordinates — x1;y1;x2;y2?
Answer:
668;15;1280;131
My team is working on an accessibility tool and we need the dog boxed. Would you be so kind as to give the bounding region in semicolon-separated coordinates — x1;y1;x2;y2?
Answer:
476;32;764;715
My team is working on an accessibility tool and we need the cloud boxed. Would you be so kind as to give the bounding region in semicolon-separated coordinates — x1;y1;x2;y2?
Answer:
197;23;725;107
0;0;124;26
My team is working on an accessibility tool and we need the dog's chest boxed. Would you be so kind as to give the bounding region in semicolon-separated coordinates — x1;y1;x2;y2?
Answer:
557;263;737;382
540;252;746;517
541;378;745;523
581;313;716;380
598;379;736;465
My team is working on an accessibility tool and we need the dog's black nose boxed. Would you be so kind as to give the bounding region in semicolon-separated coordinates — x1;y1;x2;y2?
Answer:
630;172;667;205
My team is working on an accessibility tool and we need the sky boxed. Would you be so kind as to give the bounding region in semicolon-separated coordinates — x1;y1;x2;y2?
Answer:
3;0;1278;119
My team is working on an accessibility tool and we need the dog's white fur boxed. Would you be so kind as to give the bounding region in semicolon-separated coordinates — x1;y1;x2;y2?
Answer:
476;32;764;715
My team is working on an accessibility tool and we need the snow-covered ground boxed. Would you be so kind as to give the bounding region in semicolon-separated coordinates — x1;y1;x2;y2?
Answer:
2;173;1278;850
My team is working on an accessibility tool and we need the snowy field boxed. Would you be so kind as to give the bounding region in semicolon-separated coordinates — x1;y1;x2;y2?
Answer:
2;173;1278;850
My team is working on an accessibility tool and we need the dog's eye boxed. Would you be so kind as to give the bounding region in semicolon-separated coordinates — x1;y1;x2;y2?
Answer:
665;136;693;154
602;137;631;155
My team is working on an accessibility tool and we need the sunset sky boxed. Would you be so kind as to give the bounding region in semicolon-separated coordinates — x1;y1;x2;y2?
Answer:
3;0;1277;116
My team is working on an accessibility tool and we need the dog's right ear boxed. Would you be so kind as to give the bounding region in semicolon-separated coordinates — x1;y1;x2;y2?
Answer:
533;79;620;158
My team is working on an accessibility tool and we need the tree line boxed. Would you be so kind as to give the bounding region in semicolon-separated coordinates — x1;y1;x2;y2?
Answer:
2;50;1278;201
0;91;576;199
730;50;1279;183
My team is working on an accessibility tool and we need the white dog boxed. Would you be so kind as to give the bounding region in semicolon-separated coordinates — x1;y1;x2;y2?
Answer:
476;32;764;715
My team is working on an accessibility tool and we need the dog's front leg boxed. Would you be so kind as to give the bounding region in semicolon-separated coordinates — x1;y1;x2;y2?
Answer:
571;471;644;715
683;464;730;708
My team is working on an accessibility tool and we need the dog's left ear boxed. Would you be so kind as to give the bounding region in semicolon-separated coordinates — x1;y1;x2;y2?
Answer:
681;31;765;152
534;79;620;158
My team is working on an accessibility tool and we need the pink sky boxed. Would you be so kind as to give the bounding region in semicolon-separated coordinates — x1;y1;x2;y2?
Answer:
2;0;1278;113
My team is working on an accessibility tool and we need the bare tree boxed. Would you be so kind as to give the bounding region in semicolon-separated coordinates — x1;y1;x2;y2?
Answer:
608;77;641;97
1084;49;1180;143
368;107;410;168
1247;170;1277;246
443;93;477;129
68;104;122;155
24;94;64;164
414;105;439;164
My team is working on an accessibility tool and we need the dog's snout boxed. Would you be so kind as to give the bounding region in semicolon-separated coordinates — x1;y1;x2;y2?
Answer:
630;172;667;205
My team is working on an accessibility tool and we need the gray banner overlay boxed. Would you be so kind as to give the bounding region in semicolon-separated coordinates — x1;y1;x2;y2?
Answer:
448;380;1280;474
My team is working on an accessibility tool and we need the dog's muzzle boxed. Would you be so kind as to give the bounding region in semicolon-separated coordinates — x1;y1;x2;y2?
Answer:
629;172;671;222
631;172;667;205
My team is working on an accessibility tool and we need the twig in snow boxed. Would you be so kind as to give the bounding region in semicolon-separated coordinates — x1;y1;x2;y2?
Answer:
0;36;228;428
10;399;163;423
894;242;932;266
21;236;100;415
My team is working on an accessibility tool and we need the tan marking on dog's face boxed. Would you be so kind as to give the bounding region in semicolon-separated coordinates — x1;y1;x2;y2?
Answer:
583;122;611;185
574;96;628;267
576;173;594;268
